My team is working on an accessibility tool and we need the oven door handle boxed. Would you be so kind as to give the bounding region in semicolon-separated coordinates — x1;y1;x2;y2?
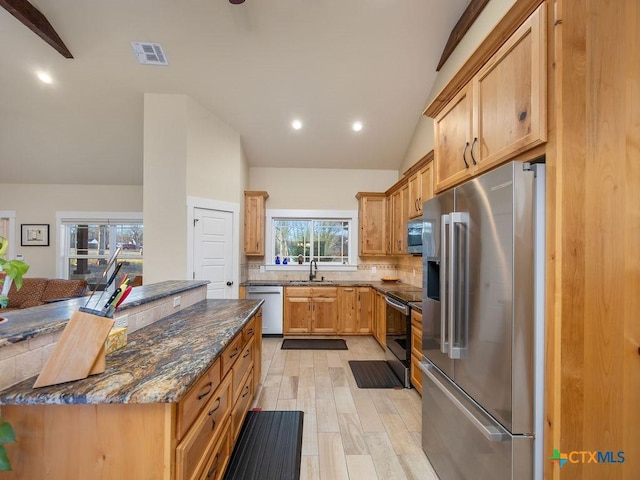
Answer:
384;296;409;315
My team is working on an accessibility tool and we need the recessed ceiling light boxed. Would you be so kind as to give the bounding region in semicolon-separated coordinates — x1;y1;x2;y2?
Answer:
37;71;53;84
352;121;363;132
291;119;303;130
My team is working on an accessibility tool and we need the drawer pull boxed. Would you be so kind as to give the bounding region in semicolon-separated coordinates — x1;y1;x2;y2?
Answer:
247;328;254;335
208;397;221;416
206;454;220;479
198;382;213;400
242;385;250;398
242;348;251;358
229;347;239;359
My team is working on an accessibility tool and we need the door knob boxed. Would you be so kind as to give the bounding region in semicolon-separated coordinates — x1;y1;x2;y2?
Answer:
226;281;233;286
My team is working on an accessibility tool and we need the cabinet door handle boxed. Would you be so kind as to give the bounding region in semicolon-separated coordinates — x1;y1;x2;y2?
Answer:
206;454;220;479
243;348;251;358
208;397;221;416
198;382;213;400
229;347;239;359
470;137;478;165
462;142;470;168
242;385;250;398
246;328;254;336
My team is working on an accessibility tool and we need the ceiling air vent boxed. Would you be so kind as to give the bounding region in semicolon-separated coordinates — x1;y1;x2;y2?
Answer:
131;42;168;65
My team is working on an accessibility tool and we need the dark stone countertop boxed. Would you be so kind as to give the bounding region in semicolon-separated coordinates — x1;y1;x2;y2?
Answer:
0;280;209;349
409;301;423;312
0;298;262;406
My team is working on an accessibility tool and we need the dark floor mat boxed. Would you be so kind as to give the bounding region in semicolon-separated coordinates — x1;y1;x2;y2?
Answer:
281;338;348;350
224;410;304;480
348;360;404;388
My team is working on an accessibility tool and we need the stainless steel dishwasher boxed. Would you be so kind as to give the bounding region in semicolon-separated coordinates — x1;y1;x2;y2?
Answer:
246;285;284;335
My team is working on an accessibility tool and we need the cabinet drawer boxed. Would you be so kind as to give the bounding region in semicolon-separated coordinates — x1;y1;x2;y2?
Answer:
232;366;254;442
221;334;243;378
177;357;222;440
285;287;313;298
233;337;254;403
199;418;232;480
411;309;422;329
176;374;232;480
411;324;422;359
242;317;256;344
311;287;337;297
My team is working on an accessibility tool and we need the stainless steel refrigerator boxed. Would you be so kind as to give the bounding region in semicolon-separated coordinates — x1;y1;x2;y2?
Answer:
419;161;545;480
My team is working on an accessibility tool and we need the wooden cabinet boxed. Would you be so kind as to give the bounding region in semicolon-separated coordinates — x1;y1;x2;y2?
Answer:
284;287;338;334
244;191;269;256
338;286;372;334
410;309;423;395
407;157;434;218
432;5;546;193
356;192;387;256
2;311;262;480
387;181;408;255
373;289;386;349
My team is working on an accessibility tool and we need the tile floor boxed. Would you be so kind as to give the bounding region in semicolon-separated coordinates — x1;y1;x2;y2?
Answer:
251;336;439;480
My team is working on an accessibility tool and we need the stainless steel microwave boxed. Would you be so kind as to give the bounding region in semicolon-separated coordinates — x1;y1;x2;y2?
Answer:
407;219;424;255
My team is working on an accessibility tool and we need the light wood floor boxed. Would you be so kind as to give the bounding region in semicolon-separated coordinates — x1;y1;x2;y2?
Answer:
251;336;439;480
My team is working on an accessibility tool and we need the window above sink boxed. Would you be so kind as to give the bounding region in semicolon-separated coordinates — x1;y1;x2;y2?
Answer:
264;209;358;271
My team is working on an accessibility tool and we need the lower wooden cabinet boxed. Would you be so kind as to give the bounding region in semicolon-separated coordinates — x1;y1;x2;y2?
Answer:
410;309;423;395
338;287;373;334
284;287;338;334
1;311;262;480
373;290;386;348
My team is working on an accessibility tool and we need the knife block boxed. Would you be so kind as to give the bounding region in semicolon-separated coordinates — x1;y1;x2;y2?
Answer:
33;310;115;388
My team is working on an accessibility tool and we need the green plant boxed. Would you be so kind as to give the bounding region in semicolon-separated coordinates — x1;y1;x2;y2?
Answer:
0;419;16;471
0;236;30;308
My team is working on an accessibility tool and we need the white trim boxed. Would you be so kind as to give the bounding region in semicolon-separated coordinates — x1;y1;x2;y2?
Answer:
0;210;17;259
186;196;240;298
265;208;358;268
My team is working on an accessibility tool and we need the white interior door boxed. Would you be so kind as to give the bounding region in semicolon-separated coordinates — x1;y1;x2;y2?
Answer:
193;208;234;299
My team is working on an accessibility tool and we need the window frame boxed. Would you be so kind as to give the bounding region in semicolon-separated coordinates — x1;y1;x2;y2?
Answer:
264;209;358;271
55;211;143;278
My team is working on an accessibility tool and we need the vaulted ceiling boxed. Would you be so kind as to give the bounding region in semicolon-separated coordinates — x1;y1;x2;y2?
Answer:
0;0;469;185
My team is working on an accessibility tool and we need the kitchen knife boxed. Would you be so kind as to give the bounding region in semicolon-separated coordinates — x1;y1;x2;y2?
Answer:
103;287;122;310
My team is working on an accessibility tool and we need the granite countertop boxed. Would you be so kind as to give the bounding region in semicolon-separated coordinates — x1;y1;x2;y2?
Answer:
0;280;209;349
0;298;262;406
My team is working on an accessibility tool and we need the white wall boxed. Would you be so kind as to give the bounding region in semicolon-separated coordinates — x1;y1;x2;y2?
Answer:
144;93;246;285
249;167;398;210
0;184;142;277
399;0;517;174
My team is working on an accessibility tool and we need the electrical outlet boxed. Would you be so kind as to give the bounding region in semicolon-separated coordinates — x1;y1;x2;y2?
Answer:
114;314;128;328
173;296;181;308
371;266;377;274
260;265;265;273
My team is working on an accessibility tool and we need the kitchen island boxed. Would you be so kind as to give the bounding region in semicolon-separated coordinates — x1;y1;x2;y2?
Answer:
0;298;263;480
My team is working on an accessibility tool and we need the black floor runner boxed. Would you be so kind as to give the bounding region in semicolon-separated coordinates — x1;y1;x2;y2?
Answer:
225;410;304;480
281;338;348;350
348;360;403;388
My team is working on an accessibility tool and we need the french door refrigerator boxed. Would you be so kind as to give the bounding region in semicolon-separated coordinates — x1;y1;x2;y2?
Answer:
419;161;545;480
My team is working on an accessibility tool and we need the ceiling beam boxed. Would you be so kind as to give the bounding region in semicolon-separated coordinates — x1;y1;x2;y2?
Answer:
436;0;489;71
0;0;73;58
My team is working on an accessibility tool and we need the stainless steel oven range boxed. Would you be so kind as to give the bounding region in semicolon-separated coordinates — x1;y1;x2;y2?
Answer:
384;289;421;388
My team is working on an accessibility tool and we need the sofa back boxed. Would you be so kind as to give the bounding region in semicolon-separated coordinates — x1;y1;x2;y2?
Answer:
7;278;88;309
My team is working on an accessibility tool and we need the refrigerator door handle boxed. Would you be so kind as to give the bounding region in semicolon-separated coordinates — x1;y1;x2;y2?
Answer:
449;212;468;359
440;214;450;354
419;362;509;442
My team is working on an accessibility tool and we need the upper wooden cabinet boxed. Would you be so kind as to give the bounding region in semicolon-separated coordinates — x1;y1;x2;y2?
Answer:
244;191;268;256
407;153;435;218
431;4;546;192
356;192;387;256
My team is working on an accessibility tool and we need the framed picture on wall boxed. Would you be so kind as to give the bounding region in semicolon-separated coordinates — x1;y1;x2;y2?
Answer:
21;224;50;246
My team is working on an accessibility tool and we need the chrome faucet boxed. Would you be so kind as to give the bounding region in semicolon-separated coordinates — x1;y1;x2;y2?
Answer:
309;259;318;281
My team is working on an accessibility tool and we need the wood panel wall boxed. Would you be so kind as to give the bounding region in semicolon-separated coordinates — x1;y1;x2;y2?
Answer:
548;0;640;478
